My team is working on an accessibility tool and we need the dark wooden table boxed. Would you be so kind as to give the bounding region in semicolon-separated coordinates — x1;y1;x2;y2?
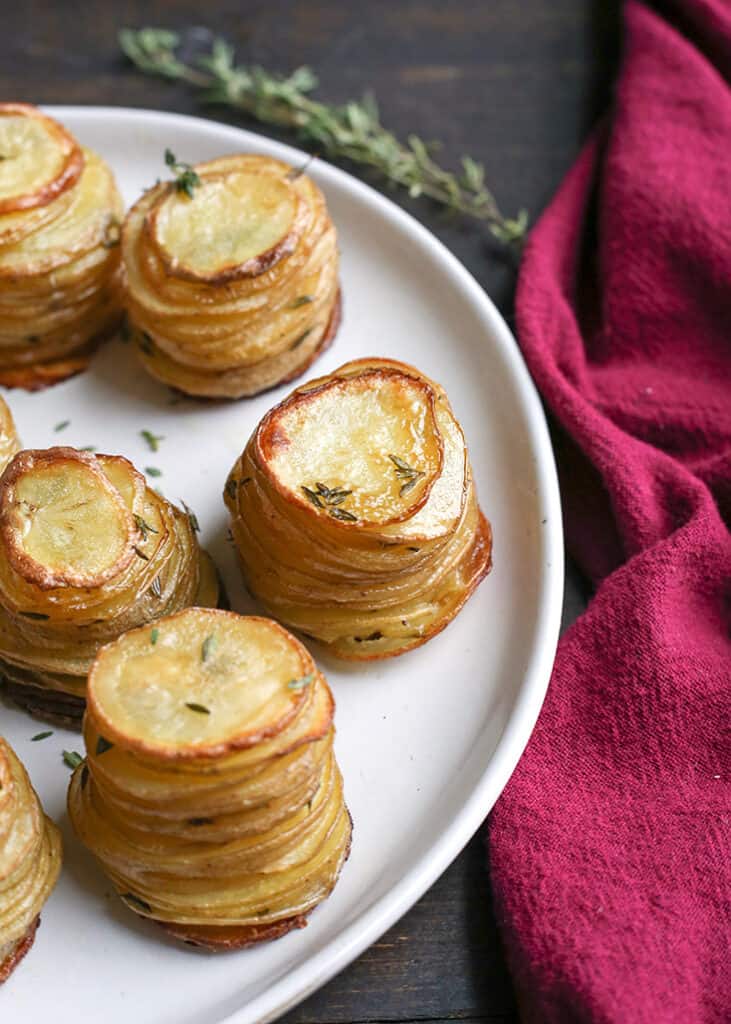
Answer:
2;2;620;1020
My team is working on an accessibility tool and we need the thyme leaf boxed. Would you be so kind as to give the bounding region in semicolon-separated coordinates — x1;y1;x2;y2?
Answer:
201;634;217;662
185;701;211;714
288;672;314;690
63;750;84;770
141;429;165;452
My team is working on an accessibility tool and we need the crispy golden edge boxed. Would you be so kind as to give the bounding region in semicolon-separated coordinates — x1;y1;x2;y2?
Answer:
0;105;83;214
0;915;39;984
254;366;445;529
0;447;137;590
85;610;314;761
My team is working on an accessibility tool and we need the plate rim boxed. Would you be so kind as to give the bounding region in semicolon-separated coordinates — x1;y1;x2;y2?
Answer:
42;104;565;1024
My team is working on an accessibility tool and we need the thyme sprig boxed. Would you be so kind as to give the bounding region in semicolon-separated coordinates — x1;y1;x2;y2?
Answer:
119;28;527;248
164;148;201;198
389;454;425;497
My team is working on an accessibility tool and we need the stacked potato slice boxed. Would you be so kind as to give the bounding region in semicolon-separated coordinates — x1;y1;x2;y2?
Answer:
225;357;492;658
0;736;61;983
0;104;123;389
122;154;340;398
0;447;219;724
68;608;351;949
0;395;19;474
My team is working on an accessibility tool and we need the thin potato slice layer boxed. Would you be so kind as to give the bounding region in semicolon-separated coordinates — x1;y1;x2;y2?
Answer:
122;154;341;398
0;737;62;984
69;609;351;949
0;448;220;724
226;358;493;659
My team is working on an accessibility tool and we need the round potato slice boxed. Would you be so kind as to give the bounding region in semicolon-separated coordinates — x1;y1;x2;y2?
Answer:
0;448;135;590
150;171;299;282
257;368;443;526
87;610;314;759
0;104;83;214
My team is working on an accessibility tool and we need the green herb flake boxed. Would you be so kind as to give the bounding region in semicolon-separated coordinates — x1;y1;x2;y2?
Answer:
19;611;50;620
54;420;70;432
288;672;314;691
79;445;96;452
289;295;315;309
141;429;165;452
164;148;201;199
122;892;152;913
150;627;159;645
185;701;211;715
181;500;199;533
134;514;158;541
201;634;217;663
63;750;84;770
31;731;53;742
145;466;162;478
133;546;150;561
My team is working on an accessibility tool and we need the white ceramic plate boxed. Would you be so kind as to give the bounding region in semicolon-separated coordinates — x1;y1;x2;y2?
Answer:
1;107;563;1024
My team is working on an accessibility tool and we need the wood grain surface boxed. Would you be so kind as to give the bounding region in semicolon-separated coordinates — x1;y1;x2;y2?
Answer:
0;2;619;1020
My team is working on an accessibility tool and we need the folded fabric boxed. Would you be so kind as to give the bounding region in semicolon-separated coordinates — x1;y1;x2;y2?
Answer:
488;2;731;1021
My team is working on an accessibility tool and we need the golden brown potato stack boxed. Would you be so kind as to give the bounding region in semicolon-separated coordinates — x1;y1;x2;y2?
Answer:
68;608;352;950
0;104;123;389
0;447;220;726
122;153;340;399
0;736;61;984
225;357;492;659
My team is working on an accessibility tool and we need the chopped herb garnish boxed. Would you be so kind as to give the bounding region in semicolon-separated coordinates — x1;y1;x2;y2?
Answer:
181;500;199;533
185;701;210;715
201;634;217;662
96;737;114;755
139;332;155;355
289;295;315;309
134;514;158;541
141;429;164;452
164;149;201;199
388;453;425;497
31;731;52;742
150;627;159;644
122;892;152;913
329;507;358;521
133;546;150;561
19;611;50;620
63;750;84;770
289;327;313;350
79;445;96;452
288;672;314;691
54;420;70;432
302;480;356;519
149;577;162;599
145;466;162;478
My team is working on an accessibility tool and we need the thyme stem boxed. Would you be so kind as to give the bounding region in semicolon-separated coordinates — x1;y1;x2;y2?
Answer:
119;27;527;249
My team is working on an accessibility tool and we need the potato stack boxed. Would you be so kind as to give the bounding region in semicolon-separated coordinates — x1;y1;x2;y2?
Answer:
0;736;61;984
122;154;340;399
0;104;123;389
0;447;220;725
225;357;492;659
68;609;351;949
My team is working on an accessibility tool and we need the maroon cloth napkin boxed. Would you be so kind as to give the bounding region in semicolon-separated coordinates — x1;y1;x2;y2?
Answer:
488;2;731;1021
